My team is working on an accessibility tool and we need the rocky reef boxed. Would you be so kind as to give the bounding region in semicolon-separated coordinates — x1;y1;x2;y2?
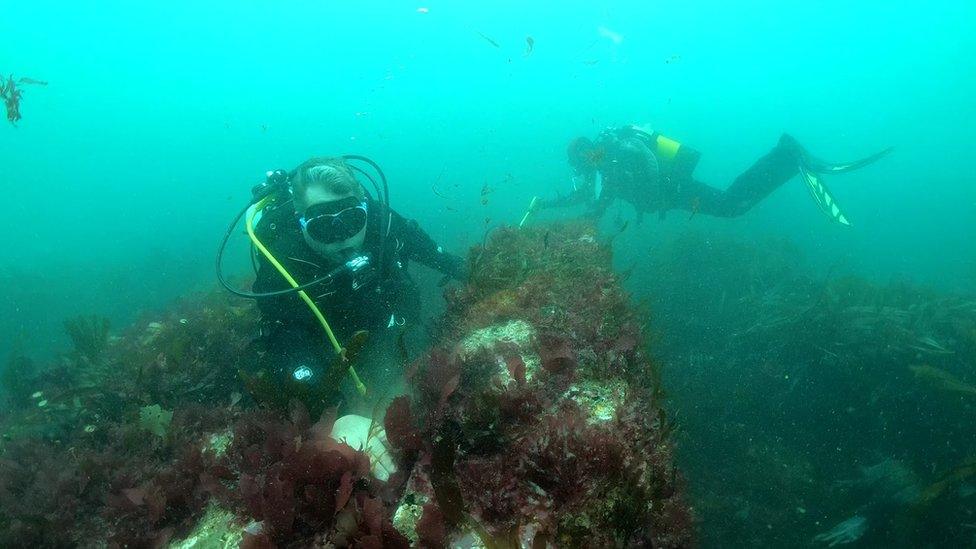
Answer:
639;229;976;547
0;221;692;547
383;222;692;547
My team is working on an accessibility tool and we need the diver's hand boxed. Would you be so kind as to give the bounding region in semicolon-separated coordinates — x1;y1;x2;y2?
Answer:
439;253;468;285
438;268;468;287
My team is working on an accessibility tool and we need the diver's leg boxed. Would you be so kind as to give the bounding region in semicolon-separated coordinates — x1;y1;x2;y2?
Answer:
674;135;888;223
670;179;738;217
668;136;801;218
718;135;803;216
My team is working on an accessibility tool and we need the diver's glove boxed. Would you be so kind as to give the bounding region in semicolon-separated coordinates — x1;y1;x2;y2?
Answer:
438;253;468;286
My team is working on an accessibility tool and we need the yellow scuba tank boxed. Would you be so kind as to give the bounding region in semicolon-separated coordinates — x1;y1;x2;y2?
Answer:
624;124;701;183
626;124;683;164
654;134;682;162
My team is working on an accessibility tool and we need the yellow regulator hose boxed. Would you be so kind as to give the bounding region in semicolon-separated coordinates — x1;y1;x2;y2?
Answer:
245;196;367;396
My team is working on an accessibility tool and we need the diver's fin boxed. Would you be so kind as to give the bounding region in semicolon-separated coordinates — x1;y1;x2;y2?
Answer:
806;147;893;174
800;165;851;226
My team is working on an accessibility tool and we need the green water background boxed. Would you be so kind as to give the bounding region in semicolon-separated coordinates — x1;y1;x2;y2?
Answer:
3;0;974;357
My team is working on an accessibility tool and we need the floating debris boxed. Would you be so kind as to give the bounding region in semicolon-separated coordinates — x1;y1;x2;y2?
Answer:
1;74;47;125
480;181;493;205
476;31;500;48
597;25;623;45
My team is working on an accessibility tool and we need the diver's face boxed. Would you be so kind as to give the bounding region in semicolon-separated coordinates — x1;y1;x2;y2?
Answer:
298;187;367;259
572;146;603;174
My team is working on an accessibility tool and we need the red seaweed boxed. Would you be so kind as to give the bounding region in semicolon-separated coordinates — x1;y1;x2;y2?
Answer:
538;333;577;374
384;395;423;453
416;502;448;548
385;222;693;546
506;354;527;386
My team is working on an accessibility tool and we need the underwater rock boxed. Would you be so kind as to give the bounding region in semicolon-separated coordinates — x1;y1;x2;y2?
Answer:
564;377;629;424
386;222;693;546
167;503;243;549
0;225;692;546
204;429;234;458
0;294;258;546
391;483;431;545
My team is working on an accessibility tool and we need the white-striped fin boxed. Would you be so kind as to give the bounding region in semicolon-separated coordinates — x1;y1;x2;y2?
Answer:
801;166;851;226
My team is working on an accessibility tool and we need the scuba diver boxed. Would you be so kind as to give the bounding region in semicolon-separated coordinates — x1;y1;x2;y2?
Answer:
217;156;465;415
536;124;892;225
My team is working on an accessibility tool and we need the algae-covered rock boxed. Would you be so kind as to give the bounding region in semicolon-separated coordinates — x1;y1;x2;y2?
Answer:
459;319;536;357
565;377;629;424
385;223;693;547
459;319;543;385
167;503;242;549
138;404;173;437
205;429;233;457
392;490;430;544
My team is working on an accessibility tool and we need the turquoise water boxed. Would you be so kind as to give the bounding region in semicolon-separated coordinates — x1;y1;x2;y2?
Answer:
3;1;976;545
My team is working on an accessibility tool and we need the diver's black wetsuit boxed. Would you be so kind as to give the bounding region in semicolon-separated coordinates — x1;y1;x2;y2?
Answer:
248;197;463;406
551;128;803;220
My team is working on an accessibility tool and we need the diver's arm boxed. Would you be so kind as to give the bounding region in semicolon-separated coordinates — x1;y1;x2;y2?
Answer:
392;211;466;279
586;190;614;219
541;185;592;209
538;171;597;209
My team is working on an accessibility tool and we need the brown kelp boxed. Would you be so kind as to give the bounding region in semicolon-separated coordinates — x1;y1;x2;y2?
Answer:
1;74;47;125
63;315;110;364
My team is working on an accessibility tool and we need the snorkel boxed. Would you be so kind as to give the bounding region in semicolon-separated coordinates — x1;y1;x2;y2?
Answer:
216;156;391;396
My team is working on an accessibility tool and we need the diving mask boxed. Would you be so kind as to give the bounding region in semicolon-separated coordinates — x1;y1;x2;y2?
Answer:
300;197;368;244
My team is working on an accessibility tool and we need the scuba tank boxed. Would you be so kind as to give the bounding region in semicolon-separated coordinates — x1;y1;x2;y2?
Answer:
618;124;700;178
